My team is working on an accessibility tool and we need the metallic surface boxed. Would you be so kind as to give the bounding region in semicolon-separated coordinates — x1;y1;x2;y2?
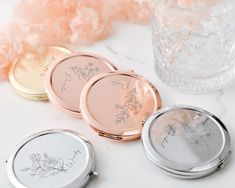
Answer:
80;71;162;141
142;105;232;179
8;46;71;100
45;53;117;117
7;129;97;188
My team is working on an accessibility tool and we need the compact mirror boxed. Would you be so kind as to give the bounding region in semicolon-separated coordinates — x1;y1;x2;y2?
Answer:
7;129;98;188
142;106;232;179
45;53;117;117
9;46;71;100
80;71;162;141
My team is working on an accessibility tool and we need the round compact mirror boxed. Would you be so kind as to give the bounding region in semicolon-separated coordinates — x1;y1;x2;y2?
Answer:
80;71;162;141
9;46;71;100
7;129;98;188
142;106;232;179
45;53;117;117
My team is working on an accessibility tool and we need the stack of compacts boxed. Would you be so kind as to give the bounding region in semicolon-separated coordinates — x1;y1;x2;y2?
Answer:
7;46;232;188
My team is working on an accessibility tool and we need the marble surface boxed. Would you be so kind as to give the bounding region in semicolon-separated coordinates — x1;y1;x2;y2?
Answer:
0;1;235;188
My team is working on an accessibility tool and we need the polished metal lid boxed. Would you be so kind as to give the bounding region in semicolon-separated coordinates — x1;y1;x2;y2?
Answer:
7;129;98;188
142;105;232;179
45;53;117;117
8;46;71;101
80;71;162;141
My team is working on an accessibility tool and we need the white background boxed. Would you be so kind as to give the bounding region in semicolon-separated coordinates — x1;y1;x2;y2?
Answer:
0;1;234;188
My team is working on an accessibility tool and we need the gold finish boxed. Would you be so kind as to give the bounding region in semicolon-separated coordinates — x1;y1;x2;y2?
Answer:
9;46;71;100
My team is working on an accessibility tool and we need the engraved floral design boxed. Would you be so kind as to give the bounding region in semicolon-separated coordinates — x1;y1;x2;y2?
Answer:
21;150;81;178
61;62;99;92
181;117;214;149
159;115;215;150
69;62;99;81
21;153;67;178
114;87;142;124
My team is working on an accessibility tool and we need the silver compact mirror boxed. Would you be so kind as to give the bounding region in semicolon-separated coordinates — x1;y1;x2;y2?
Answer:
7;129;98;188
142;105;232;179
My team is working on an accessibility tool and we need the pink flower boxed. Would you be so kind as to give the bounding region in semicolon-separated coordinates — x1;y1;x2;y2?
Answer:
0;0;149;79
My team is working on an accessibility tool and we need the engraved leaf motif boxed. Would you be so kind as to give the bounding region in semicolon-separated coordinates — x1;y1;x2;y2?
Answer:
114;105;130;124
113;86;142;124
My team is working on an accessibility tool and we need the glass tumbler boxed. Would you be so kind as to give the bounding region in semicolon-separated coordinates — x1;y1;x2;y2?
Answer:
151;0;235;93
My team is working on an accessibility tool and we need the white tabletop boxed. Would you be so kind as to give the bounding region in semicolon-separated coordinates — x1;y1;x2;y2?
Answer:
0;1;234;188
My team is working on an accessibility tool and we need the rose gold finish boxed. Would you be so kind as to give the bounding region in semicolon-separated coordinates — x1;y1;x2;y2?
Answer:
80;71;162;141
45;53;117;117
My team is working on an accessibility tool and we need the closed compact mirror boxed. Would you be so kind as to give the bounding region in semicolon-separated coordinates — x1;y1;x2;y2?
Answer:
80;71;162;141
45;53;117;117
142;106;232;179
9;46;71;100
7;129;98;188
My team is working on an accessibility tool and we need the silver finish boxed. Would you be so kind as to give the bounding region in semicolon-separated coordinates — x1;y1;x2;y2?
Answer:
7;129;97;188
142;105;232;179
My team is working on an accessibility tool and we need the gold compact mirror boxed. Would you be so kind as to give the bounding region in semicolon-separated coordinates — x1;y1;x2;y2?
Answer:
9;46;71;100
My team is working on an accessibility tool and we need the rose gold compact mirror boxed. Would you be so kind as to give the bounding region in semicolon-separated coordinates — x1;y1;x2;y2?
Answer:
45;53;117;117
80;71;162;141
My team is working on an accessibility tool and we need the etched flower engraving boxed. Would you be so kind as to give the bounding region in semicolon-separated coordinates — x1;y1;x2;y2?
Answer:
21;149;81;178
112;81;142;124
182;117;214;149
23;54;56;77
159;116;215;150
61;62;99;92
69;62;99;81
